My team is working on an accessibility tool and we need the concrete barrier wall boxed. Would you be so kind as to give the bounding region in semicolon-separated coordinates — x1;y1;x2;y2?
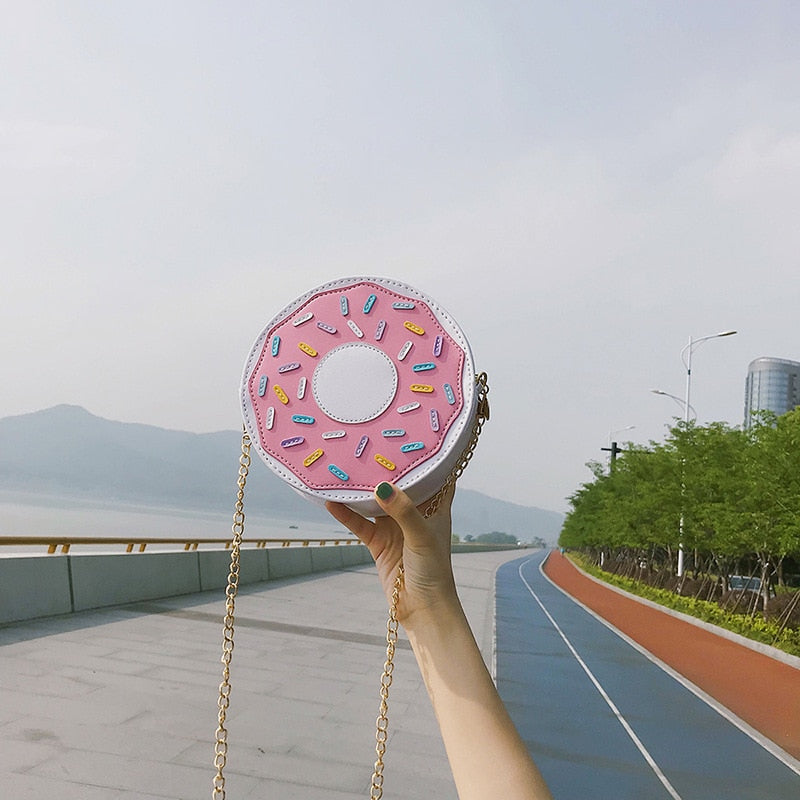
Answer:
69;552;202;612
0;557;73;624
0;543;517;625
197;549;270;591
0;543;372;626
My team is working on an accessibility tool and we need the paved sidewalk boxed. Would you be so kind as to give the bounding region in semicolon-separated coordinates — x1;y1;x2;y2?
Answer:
0;548;526;800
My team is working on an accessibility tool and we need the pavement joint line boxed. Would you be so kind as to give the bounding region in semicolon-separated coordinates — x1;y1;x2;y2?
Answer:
126;602;412;650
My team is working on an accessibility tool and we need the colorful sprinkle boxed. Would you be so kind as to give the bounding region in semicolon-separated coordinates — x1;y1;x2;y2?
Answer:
266;407;275;430
340;296;349;316
280;436;304;448
410;384;434;393
375;319;387;341
398;341;413;361
291;414;315;425
412;362;436;372
317;321;337;334
355;435;369;458
397;401;421;414
258;375;268;396
298;342;318;357
404;321;425;336
400;442;425;453
444;383;456;405
297;376;307;399
271;335;281;356
328;464;349;481
374;454;396;471
347;319;364;338
382;429;406;438
363;294;377;314
303;448;324;467
292;312;313;327
433;335;443;357
322;430;346;440
392;301;416;310
278;361;300;373
430;409;440;431
273;385;289;404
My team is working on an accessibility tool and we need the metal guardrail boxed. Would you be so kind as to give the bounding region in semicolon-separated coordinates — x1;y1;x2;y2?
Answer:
0;536;360;554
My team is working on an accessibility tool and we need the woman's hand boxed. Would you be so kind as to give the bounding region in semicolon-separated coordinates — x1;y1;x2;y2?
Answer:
325;481;458;629
329;481;554;799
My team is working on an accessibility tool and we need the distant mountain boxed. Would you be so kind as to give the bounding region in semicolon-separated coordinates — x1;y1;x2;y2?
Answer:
0;405;563;543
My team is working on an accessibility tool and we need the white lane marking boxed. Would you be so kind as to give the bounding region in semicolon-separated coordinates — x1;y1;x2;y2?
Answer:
537;553;800;779
517;559;683;800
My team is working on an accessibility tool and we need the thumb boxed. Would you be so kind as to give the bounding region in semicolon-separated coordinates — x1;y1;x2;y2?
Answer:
373;482;429;547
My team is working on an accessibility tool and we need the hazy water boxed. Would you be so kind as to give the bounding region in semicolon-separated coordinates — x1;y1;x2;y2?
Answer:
0;493;353;556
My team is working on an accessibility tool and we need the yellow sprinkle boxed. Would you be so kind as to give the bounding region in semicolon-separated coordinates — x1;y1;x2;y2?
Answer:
303;448;324;467
404;321;425;335
298;342;318;357
374;454;396;471
273;385;289;404
410;384;434;393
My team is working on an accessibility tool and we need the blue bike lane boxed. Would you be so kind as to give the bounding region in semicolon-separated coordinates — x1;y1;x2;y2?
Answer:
494;552;800;800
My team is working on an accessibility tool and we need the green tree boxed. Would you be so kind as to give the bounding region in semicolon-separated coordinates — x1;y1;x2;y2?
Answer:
560;412;800;599
476;531;518;545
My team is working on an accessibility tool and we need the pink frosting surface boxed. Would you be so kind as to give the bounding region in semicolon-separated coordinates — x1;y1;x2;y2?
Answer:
246;280;466;490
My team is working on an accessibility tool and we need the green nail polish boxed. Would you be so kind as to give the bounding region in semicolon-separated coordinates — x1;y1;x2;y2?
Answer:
376;482;394;500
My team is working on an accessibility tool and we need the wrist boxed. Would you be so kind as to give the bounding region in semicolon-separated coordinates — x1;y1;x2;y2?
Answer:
402;591;468;642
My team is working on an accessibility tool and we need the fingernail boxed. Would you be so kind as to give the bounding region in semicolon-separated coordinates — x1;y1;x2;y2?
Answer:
376;482;394;501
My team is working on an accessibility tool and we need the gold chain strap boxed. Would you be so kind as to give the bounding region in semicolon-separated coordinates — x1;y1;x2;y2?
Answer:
212;431;251;800
213;374;489;799
370;565;404;798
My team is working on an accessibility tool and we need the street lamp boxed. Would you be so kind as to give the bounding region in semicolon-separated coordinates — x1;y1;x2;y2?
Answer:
650;389;696;421
609;425;636;445
670;330;737;577
681;330;737;427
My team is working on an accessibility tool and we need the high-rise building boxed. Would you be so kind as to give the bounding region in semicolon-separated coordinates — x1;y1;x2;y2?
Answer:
743;357;800;427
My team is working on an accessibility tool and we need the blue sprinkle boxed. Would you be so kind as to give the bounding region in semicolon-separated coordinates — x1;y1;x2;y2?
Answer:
328;464;349;481
400;442;425;453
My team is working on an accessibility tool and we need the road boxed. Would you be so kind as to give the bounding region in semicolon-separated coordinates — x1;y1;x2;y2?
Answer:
495;551;800;800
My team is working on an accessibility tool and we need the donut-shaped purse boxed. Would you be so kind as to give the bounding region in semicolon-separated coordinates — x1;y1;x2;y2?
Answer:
240;276;489;517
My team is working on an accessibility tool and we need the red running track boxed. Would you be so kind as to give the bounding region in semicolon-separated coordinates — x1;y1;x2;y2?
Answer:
543;550;800;761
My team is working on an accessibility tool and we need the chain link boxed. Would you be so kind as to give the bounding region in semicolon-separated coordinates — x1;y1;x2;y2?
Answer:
212;431;251;800
369;565;403;799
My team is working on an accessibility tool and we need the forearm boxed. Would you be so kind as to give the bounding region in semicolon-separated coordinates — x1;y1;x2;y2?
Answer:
405;598;553;800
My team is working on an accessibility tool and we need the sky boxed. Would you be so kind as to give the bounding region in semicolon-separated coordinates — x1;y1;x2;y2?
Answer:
2;1;799;513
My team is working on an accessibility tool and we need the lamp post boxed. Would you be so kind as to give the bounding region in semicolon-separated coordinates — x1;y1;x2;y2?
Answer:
662;330;737;577
650;389;695;421
609;425;636;444
681;331;737;429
